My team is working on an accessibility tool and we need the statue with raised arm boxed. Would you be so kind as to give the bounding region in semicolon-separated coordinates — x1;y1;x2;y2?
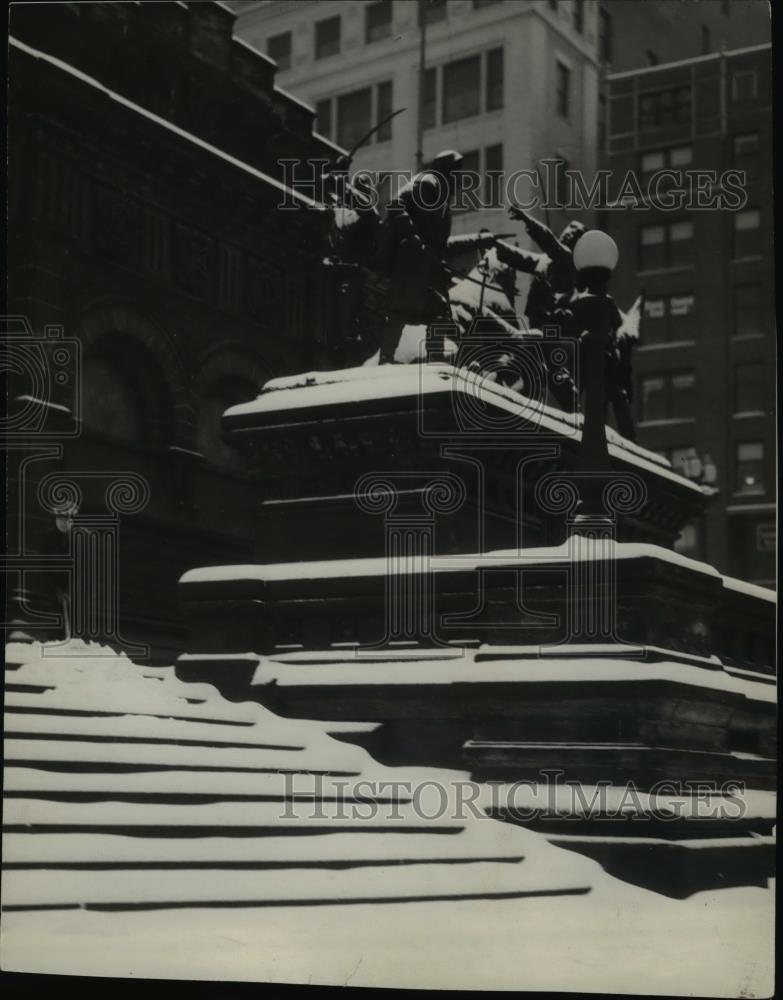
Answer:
497;204;586;329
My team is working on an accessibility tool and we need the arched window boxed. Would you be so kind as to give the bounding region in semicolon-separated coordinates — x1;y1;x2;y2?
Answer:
82;356;143;443
197;376;257;469
81;333;175;447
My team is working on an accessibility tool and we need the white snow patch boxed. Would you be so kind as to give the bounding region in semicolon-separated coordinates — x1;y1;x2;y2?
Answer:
250;652;776;704
180;540;725;586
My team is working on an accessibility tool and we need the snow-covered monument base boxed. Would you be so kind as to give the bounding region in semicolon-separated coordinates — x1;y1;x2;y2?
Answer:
1;639;775;993
177;365;776;898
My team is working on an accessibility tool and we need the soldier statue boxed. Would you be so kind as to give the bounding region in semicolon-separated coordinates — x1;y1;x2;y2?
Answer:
321;156;382;364
494;205;586;329
375;150;496;363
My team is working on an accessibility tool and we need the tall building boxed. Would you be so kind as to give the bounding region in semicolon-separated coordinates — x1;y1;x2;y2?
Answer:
230;1;771;240
231;0;606;250
597;0;770;75
604;42;774;586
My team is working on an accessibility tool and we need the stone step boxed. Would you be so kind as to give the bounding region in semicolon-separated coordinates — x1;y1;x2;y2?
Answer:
3;689;266;727
0;859;591;912
1;830;525;869
3;709;305;751
4;738;361;776
2;797;467;835
2;767;410;803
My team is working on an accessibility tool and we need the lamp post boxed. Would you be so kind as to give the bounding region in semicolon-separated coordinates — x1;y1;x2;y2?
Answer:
568;230;620;521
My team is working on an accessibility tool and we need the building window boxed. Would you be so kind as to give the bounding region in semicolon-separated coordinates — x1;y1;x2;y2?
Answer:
82;357;143;444
732;132;760;179
701;25;711;55
556;61;571;119
315;15;341;60
366;1;392;43
337;88;373;150
443;55;481;123
733;208;761;259
734;363;763;414
733;284;763;338
639;219;693;271
315;99;333;140
573;0;584;34
319;82;395;148
640;371;695;422
735;442;764;493
267;31;291;71
454;149;480;213
598;8;612;63
376;81;393;140
548;0;558;9
484;143;503;207
640;144;692;181
453;145;503;212
419;0;447;24
638;86;691;128
486;47;504;111
643;292;695;344
641;145;692;172
424;49;504;128
732;70;758;102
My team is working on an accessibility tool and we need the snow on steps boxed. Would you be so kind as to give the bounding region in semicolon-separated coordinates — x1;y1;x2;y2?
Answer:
4;738;358;775
1;864;589;912
2;640;596;912
1;831;526;869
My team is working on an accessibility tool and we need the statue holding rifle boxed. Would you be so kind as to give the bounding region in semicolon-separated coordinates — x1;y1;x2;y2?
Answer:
375;149;506;363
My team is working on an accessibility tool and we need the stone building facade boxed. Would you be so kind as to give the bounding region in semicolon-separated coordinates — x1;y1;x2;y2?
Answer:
7;2;340;659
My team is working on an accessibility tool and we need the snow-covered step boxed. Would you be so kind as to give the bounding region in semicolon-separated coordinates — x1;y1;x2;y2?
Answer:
0;858;592;912
4;738;361;776
3;767;413;803
1;830;525;869
3;709;305;750
2;798;467;834
3;690;271;727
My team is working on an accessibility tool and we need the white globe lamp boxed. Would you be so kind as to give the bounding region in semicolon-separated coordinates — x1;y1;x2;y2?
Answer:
572;230;619;272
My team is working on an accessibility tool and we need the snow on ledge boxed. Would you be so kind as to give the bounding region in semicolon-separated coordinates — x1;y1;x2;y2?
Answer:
180;541;725;586
224;365;703;494
8;36;323;210
250;652;776;704
720;576;776;603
